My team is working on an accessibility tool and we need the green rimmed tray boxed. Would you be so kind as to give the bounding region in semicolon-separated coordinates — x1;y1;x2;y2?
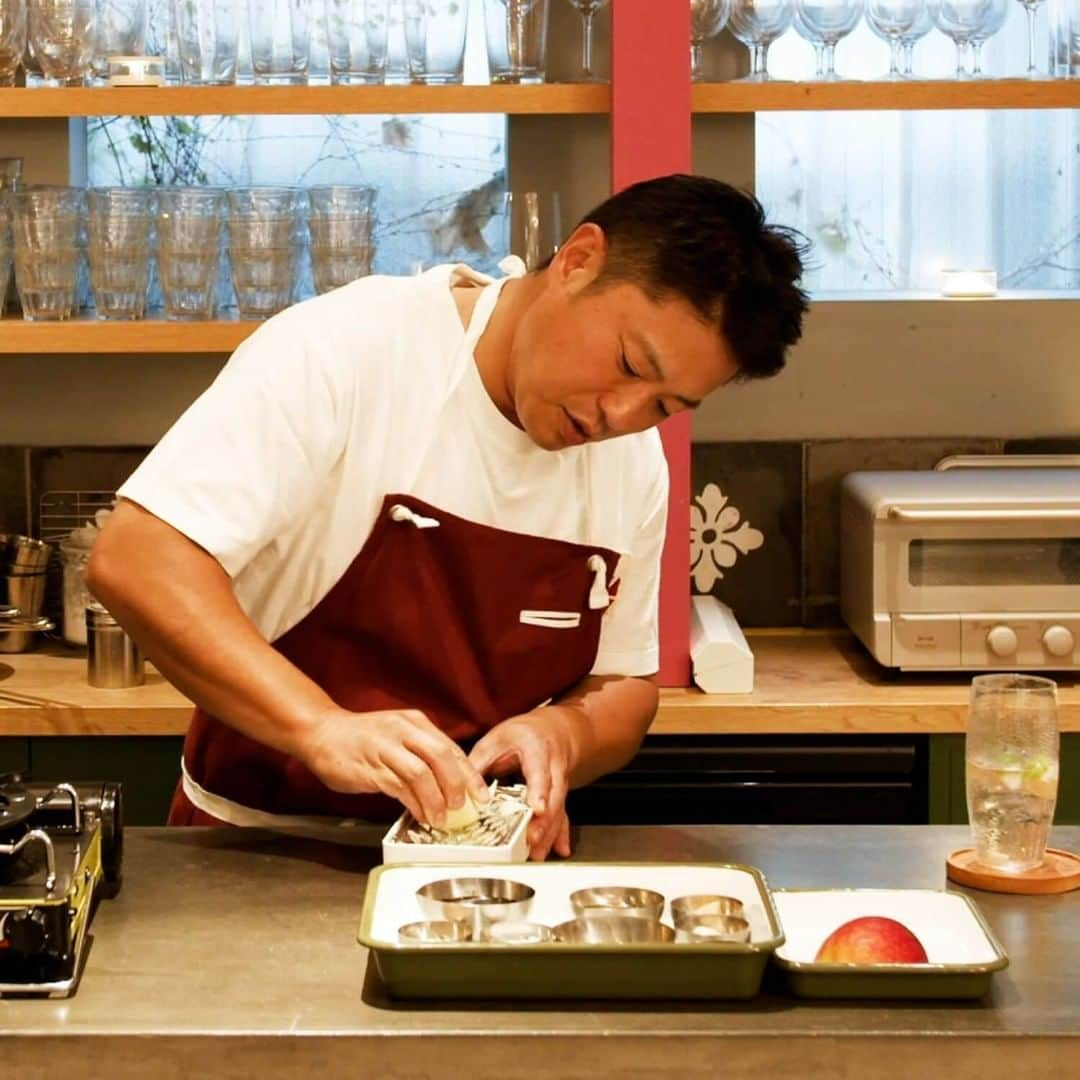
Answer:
770;888;1009;1000
358;860;785;1000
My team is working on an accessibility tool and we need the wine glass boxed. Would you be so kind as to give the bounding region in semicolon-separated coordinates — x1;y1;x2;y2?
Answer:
866;0;930;78
899;0;938;75
1015;0;1046;77
690;0;734;82
793;0;865;80
934;0;1006;78
729;0;794;82
969;0;1008;76
565;0;608;82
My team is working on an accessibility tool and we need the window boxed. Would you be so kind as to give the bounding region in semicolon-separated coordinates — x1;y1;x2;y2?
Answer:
757;9;1080;294
84;0;509;288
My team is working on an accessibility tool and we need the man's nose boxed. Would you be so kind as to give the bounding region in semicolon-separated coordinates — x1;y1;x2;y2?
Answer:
598;386;656;435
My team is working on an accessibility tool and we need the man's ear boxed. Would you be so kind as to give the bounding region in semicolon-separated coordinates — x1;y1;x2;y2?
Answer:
551;222;608;292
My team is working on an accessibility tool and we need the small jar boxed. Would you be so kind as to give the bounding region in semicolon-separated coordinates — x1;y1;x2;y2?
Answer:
60;539;94;646
86;602;144;688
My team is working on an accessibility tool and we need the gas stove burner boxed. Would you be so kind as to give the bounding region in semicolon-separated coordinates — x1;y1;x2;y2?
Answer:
0;778;123;998
0;780;35;842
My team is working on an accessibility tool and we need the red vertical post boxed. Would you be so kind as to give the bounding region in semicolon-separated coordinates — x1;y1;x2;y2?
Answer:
611;0;692;686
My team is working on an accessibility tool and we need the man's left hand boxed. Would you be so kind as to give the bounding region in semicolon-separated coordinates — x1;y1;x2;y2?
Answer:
467;707;577;861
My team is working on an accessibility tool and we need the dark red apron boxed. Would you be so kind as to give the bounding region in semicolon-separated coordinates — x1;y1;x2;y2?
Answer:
169;495;620;826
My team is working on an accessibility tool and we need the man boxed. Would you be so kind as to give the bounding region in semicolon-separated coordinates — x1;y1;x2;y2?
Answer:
88;174;809;861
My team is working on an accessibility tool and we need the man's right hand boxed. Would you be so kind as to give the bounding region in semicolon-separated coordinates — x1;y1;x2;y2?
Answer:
300;707;490;828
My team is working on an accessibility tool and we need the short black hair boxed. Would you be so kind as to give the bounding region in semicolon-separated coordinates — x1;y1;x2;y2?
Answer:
569;174;810;381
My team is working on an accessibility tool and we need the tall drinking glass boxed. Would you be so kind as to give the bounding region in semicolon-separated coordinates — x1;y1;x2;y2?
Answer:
226;186;303;319
0;193;12;319
484;0;550;84
327;0;389;83
0;0;26;85
11;186;85;321
86;186;155;320
404;0;468;83
28;0;97;85
0;157;21;316
308;184;376;293
91;0;148;83
157;186;225;320
966;674;1059;873
173;0;239;84
248;0;310;83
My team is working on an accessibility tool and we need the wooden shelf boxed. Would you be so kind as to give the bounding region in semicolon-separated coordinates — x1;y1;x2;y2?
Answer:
3;631;1078;737
0;83;610;117
2;80;1076;119
692;78;1080;112
0;318;253;354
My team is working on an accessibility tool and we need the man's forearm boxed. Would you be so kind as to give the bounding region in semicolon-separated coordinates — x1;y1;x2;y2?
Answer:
553;673;658;788
87;500;334;760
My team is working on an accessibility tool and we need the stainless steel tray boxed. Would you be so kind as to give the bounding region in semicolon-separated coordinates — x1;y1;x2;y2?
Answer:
358;861;785;1000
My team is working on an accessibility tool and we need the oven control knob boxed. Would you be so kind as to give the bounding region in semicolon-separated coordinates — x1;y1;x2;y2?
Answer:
986;625;1018;657
4;910;48;956
1042;625;1075;658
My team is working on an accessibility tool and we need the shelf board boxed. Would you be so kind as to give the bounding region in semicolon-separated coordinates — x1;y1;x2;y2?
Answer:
0;83;610;117
692;78;1080;112
0;319;252;353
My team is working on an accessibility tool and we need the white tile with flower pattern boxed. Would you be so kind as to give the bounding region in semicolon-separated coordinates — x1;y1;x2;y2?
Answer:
690;482;764;593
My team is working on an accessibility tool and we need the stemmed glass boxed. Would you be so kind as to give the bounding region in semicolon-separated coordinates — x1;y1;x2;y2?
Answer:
898;0;938;75
690;0;734;82
866;0;930;78
729;0;794;81
565;0;608;82
934;0;1006;78
1015;0;1046;77
793;0;865;80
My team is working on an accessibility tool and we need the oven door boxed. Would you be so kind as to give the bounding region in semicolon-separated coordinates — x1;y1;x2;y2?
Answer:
883;509;1080;616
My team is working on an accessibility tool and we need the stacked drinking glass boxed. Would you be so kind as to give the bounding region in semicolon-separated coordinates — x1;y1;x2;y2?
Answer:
156;187;226;320
86;187;155;319
11;185;85;320
225;186;304;319
308;184;376;295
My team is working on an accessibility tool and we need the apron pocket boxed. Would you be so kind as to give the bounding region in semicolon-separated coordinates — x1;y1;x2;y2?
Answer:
519;610;583;629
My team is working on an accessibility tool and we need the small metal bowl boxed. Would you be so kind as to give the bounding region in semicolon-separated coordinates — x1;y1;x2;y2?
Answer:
670;894;745;923
487;920;554;945
398;920;471;944
416;877;535;937
569;886;666;921
552;916;676;945
673;914;752;945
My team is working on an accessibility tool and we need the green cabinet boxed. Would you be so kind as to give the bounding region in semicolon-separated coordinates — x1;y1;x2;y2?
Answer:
930;733;1080;827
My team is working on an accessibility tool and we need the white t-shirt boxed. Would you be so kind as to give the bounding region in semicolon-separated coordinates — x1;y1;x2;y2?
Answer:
119;263;668;678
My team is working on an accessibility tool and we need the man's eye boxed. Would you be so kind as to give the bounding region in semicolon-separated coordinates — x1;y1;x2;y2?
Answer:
620;352;639;378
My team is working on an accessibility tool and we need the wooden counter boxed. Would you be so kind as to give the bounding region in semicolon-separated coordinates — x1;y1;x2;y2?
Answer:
1;631;1077;736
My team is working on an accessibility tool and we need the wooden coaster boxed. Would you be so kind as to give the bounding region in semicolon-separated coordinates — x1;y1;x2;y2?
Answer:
946;847;1080;895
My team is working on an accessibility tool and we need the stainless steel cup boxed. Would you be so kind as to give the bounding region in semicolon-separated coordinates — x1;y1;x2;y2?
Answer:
0;535;52;653
86;602;145;687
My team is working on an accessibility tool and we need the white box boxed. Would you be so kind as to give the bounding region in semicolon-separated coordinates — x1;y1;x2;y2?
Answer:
690;595;755;693
381;807;533;865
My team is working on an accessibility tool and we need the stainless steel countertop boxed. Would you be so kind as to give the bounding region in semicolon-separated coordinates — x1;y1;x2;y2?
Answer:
4;825;1078;1079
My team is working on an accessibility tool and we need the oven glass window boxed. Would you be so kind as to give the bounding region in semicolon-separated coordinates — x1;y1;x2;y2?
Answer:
909;538;1080;586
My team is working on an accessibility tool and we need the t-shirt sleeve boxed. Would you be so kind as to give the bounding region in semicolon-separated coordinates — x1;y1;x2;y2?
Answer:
589;443;669;678
117;304;359;578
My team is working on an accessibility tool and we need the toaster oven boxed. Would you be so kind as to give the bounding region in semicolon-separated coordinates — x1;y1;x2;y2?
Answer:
840;465;1080;671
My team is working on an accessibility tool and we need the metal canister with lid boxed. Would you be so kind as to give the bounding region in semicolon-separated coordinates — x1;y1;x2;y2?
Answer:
86;602;144;688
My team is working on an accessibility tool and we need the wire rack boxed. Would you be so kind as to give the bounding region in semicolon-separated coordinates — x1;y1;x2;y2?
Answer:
37;491;117;632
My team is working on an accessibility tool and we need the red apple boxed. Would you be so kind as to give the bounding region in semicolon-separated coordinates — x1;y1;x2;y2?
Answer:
813;916;928;964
